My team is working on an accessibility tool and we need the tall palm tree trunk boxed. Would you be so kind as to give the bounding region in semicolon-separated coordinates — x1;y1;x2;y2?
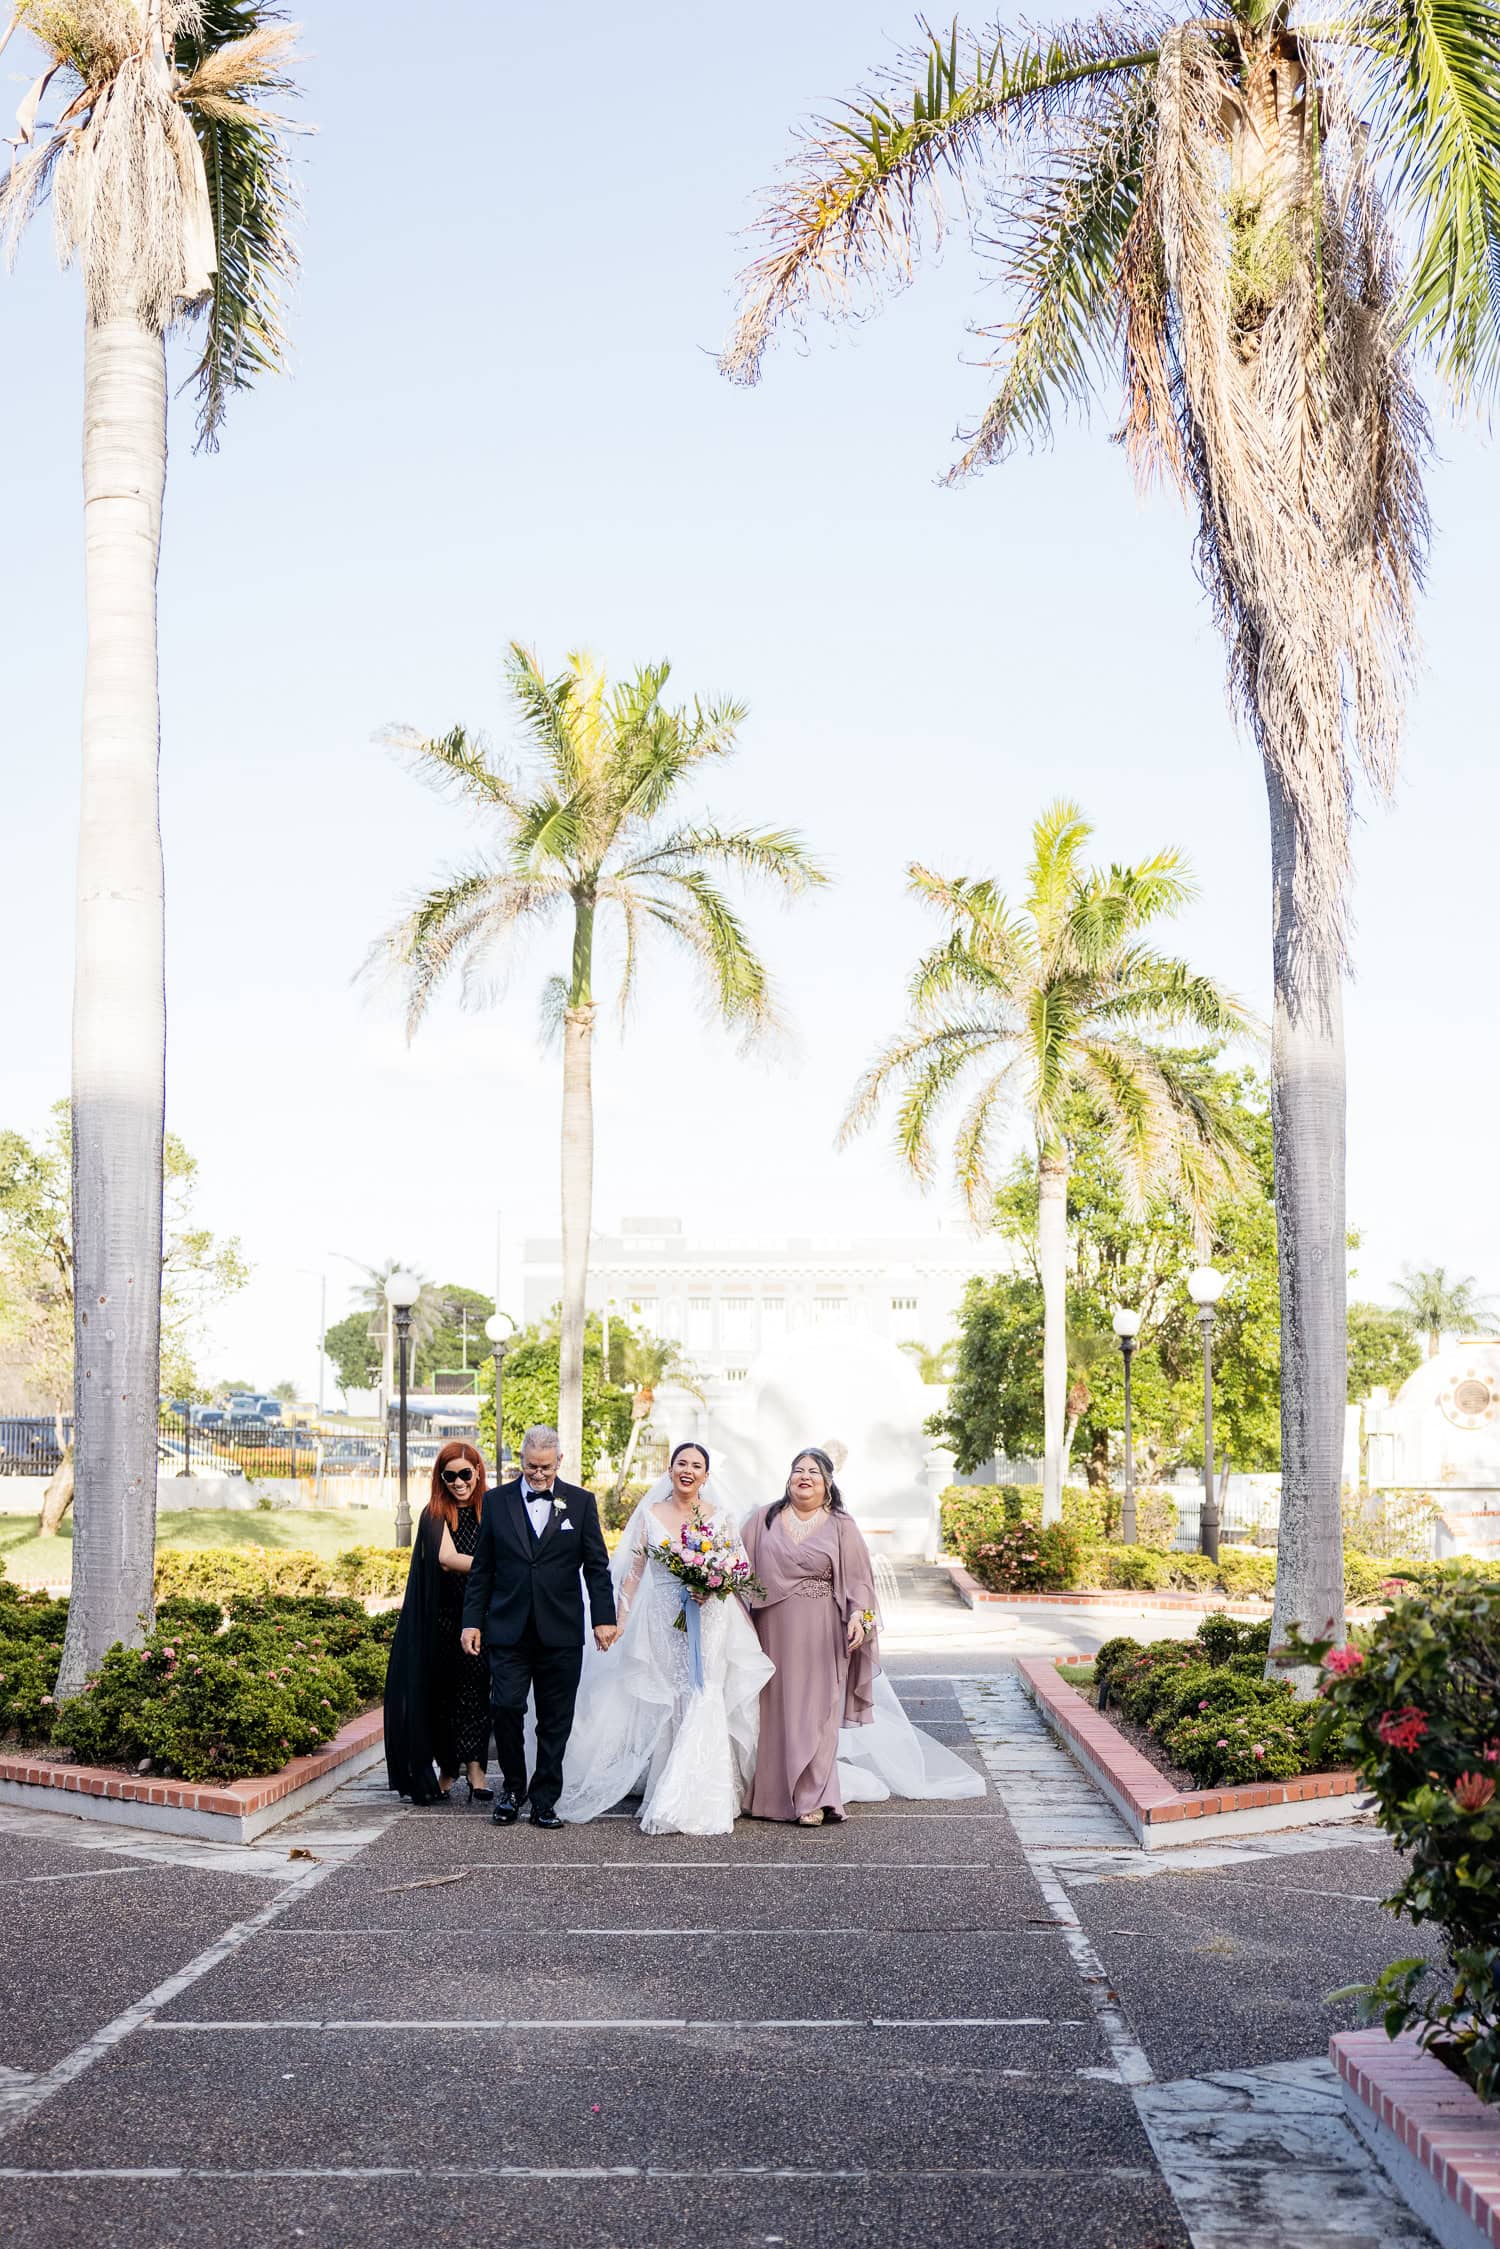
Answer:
558;894;598;1473
57;313;169;1695
1265;773;1347;1677
1038;1147;1069;1526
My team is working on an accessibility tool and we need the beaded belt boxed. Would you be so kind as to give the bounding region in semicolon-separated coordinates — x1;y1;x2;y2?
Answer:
790;1576;833;1600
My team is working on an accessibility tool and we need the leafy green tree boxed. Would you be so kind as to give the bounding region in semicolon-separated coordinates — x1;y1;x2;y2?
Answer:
0;3;303;1690
725;0;1500;1661
1346;1303;1423;1401
1390;1265;1497;1358
844;803;1253;1523
933;1069;1280;1479
415;1285;495;1387
323;1313;380;1395
477;1311;634;1485
0;1104;247;1424
370;646;825;1473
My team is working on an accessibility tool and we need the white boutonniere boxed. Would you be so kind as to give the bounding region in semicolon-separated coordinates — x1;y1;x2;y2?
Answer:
550;1493;567;1513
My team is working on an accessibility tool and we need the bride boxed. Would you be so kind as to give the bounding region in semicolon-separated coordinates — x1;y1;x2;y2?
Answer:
557;1441;772;1835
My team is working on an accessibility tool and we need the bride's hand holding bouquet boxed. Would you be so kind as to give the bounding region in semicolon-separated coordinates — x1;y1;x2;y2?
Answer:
656;1507;764;1630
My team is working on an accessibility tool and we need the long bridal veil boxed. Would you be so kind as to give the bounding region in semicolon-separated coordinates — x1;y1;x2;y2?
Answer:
556;1471;770;1828
837;1672;986;1801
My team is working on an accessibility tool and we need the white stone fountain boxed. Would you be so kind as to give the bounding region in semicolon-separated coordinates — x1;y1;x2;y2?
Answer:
705;1328;944;1558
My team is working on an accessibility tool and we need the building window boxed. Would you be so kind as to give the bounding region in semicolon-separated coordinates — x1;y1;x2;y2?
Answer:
722;1366;747;1384
627;1297;658;1336
762;1297;786;1329
814;1295;849;1326
891;1296;918;1314
687;1295;714;1350
722;1295;755;1349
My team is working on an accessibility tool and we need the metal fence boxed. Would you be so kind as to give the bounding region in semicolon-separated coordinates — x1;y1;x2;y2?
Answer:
0;1413;408;1483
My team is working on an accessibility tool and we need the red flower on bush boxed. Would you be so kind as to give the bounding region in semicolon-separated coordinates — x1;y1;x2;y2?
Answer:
1322;1645;1364;1675
1376;1706;1429;1753
1454;1772;1496;1812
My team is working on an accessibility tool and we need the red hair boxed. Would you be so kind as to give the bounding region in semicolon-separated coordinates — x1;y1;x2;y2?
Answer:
425;1440;488;1532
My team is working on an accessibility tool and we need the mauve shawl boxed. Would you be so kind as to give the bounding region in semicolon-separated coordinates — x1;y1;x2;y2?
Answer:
743;1504;879;1727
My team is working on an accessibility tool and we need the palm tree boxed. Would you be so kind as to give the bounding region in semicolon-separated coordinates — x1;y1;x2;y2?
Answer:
371;645;825;1471
724;7;1500;1653
0;4;299;1690
1391;1264;1497;1357
843;802;1254;1524
340;1259;445;1426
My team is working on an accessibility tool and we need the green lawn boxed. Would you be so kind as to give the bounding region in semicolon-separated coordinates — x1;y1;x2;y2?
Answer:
1055;1660;1097;1691
0;1507;397;1587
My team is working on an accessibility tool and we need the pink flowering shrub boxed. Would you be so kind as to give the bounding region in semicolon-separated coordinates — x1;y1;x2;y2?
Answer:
967;1523;1081;1594
1288;1574;1500;2102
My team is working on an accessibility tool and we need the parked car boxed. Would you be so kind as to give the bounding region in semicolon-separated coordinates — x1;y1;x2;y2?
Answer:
0;1419;64;1476
157;1437;245;1479
318;1438;383;1475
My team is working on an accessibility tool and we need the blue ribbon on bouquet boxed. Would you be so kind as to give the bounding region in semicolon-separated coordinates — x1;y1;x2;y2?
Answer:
678;1590;704;1690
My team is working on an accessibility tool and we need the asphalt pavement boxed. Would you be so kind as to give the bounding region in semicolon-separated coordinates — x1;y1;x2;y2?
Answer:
0;1579;1443;2249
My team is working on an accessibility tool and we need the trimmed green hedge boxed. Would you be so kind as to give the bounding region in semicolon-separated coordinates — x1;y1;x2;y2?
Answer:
153;1543;409;1603
0;1565;393;1782
1094;1614;1332;1786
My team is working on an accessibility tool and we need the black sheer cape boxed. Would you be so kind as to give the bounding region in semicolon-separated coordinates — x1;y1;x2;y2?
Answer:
382;1511;450;1803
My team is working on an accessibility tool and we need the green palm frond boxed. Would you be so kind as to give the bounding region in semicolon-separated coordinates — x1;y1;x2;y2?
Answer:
953;79;1151;474
1359;0;1500;395
1026;798;1093;940
503;644;587;793
647;870;772;1029
950;1060;1025;1213
723;9;1169;383
840;1018;1006;1165
622;824;827;892
175;2;302;451
511;790;586;872
379;723;524;815
1093;947;1263;1040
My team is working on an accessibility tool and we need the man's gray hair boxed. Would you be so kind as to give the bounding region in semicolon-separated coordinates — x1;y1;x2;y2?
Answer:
521;1425;561;1456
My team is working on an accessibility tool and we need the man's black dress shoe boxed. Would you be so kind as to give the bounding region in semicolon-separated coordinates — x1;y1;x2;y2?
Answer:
490;1790;520;1826
529;1805;563;1829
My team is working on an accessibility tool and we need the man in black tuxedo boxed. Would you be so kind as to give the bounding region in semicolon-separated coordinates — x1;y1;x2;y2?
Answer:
460;1424;618;1829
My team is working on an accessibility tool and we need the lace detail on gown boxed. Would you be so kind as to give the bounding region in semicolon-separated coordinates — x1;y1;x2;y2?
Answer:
557;1493;773;1837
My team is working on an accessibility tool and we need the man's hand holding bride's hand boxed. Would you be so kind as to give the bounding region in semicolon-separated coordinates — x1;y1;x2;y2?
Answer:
593;1624;621;1651
460;1627;482;1657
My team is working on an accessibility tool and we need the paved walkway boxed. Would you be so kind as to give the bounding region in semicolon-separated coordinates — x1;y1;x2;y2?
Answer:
0;1590;1445;2247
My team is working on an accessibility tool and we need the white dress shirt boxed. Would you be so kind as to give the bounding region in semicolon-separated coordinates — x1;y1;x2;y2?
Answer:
520;1479;557;1539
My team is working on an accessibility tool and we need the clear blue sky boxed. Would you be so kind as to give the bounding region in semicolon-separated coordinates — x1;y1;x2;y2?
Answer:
3;1;1496;1388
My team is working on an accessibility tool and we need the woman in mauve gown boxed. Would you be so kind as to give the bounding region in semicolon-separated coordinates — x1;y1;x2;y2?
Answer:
742;1449;878;1826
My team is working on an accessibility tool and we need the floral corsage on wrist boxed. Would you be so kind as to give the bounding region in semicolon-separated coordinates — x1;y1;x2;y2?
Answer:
857;1609;877;1634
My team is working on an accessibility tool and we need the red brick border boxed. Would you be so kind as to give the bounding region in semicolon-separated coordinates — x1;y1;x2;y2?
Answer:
0;1708;382;1820
946;1559;1273;1616
1334;2028;1500;2247
1018;1654;1360;1843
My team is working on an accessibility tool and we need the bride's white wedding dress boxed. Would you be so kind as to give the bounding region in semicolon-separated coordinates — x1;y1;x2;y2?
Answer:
557;1475;987;1830
557;1478;773;1835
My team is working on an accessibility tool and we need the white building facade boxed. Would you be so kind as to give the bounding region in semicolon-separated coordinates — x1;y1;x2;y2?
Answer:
521;1215;1011;1386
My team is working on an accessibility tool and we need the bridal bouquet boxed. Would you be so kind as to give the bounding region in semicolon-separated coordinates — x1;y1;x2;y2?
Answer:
656;1508;764;1630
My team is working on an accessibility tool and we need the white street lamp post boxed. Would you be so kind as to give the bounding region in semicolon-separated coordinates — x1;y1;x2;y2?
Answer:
1111;1307;1142;1544
1186;1267;1228;1560
386;1271;421;1547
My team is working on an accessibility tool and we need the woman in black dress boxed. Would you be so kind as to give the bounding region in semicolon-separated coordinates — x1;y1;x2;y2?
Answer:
383;1440;494;1804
